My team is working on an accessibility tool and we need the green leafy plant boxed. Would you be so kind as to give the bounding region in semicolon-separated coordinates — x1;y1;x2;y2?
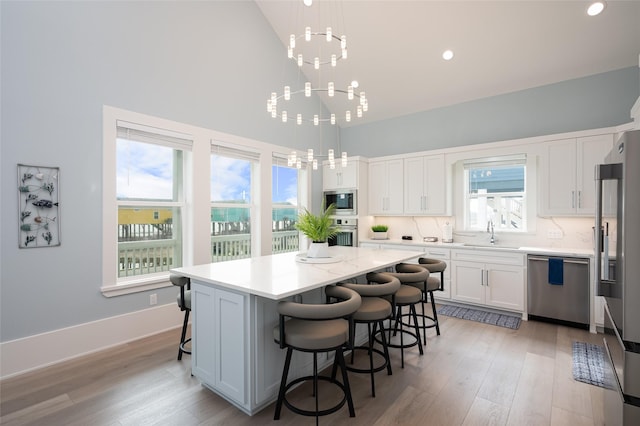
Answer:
295;202;340;243
371;224;389;232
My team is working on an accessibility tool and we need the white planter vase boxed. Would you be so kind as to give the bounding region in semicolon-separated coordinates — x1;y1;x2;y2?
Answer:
372;231;388;240
307;241;330;258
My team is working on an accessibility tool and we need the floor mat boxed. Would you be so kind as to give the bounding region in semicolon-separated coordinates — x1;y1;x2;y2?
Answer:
572;341;604;387
437;305;521;329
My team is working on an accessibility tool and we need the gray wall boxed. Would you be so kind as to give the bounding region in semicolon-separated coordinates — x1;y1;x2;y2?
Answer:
342;67;639;157
1;0;637;344
0;0;334;342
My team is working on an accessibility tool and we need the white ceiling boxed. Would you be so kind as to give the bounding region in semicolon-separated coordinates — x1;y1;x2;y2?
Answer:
255;0;640;127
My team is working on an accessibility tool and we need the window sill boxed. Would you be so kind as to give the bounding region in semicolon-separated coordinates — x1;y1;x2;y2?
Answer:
101;274;172;297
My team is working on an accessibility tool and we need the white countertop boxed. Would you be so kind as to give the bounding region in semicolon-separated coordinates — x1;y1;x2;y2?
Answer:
171;246;424;300
360;238;594;258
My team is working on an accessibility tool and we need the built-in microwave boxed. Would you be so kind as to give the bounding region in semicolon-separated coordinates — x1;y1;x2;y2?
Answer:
323;190;357;215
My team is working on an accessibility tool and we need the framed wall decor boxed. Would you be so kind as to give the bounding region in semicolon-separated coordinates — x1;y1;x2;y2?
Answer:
18;164;61;248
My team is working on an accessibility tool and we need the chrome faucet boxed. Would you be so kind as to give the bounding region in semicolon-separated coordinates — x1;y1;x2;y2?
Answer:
487;220;496;245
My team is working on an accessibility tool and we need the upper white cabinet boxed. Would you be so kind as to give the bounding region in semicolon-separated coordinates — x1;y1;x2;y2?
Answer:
404;154;447;215
369;159;404;215
323;161;358;190
539;134;613;216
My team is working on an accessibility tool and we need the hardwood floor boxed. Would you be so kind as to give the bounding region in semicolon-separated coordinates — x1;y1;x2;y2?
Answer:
0;310;605;426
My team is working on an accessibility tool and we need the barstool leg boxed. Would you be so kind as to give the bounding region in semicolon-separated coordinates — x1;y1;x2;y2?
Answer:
430;290;441;335
421;290;427;344
336;349;356;417
376;320;393;376
410;305;424;355
367;322;375;397
178;310;190;360
274;347;293;420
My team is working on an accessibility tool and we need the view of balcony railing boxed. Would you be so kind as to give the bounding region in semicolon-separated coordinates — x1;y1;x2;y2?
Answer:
118;226;299;277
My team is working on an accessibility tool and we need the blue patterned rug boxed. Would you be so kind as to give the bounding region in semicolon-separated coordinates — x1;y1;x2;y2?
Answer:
572;341;604;387
437;305;521;329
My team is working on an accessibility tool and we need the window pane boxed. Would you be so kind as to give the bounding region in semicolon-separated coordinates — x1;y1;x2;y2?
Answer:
468;166;524;194
211;207;251;262
117;138;179;201
117;206;182;277
211;155;252;203
272;164;299;253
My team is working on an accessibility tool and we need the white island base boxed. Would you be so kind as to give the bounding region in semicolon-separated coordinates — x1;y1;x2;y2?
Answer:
172;246;425;415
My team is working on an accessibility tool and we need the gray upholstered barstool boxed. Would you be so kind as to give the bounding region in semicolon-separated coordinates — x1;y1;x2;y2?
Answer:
417;257;448;337
170;274;191;360
273;286;361;423
338;273;400;397
368;266;424;369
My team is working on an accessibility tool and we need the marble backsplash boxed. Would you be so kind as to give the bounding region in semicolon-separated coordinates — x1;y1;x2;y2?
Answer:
364;215;607;251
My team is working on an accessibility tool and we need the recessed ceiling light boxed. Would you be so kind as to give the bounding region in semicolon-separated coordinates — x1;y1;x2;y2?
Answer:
351;80;359;88
587;1;605;16
442;50;454;61
303;0;312;6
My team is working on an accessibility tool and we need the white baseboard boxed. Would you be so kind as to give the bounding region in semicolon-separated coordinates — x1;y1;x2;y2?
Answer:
0;304;185;380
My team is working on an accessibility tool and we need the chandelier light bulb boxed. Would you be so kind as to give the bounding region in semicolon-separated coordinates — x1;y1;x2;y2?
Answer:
305;27;311;41
330;161;335;170
297;54;303;67
328;82;334;97
313;159;318;170
296;158;302;169
297;113;302;125
363;100;368;112
345;111;351;122
348;85;354;100
267;99;272;112
290;151;297;165
326;27;332;42
281;111;287;123
314;57;319;69
342;152;348;167
360;92;366;105
271;107;277;118
341;35;346;49
331;114;336;125
284;86;290;100
305;82;311;97
342;48;347;59
314;115;319;125
357;105;362;118
289;34;295;49
328;149;335;161
307;148;314;162
331;54;337;67
287;46;293;59
271;92;277;106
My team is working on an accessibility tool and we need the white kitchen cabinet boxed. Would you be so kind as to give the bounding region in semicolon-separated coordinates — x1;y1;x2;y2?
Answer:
368;159;404;215
404;154;447;215
192;283;248;407
450;249;525;312
323;161;358;190
539;134;613;216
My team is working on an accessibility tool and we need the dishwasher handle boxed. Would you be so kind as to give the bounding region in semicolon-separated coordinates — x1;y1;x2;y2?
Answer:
527;256;589;265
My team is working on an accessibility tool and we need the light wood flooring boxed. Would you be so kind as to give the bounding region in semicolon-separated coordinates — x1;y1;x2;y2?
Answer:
1;310;605;426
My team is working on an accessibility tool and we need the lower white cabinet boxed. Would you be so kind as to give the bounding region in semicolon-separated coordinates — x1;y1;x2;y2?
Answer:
450;249;525;312
191;282;327;415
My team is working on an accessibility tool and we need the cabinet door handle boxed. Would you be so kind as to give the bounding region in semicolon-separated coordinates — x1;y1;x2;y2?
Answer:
578;190;582;208
485;270;489;287
571;191;575;208
480;269;484;285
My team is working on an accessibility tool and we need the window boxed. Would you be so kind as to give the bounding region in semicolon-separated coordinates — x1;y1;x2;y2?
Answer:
210;144;259;262
272;158;300;253
116;122;191;278
463;155;526;232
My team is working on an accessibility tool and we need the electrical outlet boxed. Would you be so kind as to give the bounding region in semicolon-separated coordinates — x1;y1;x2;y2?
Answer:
547;229;563;239
149;293;157;305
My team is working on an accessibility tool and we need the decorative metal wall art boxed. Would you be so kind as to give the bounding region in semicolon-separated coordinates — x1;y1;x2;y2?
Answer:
18;164;60;248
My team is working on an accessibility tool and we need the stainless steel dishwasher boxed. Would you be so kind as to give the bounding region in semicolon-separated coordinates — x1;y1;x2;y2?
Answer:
527;255;590;329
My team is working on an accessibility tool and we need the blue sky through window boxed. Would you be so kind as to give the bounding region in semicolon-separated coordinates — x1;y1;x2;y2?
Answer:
116;139;174;200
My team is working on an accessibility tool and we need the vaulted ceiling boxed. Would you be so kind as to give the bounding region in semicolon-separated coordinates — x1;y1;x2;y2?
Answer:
256;0;640;127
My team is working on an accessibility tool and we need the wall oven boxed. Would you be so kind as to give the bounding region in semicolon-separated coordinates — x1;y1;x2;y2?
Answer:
328;218;358;247
595;130;640;425
323;190;357;215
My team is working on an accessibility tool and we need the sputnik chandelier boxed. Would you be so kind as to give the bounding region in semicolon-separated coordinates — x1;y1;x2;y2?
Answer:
267;1;369;170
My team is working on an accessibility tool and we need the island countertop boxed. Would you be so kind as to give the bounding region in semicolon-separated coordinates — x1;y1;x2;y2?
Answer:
171;245;425;300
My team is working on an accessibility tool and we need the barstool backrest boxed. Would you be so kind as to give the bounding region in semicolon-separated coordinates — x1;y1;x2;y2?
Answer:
341;274;400;297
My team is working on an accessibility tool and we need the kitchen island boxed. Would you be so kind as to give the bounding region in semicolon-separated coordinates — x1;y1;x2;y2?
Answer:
170;246;424;415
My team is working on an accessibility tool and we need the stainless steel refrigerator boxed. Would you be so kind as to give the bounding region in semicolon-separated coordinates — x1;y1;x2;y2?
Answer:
595;129;640;425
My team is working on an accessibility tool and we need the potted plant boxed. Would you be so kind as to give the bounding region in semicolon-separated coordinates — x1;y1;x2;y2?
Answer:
295;202;340;258
371;224;389;240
